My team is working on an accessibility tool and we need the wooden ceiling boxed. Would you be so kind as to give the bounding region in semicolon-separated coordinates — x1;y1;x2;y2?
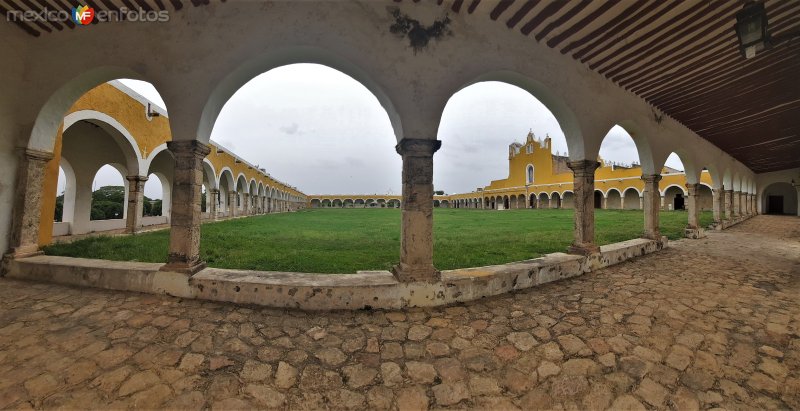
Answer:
6;0;799;172
428;0;800;173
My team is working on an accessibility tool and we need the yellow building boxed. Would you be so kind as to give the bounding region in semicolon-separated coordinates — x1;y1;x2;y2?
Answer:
441;131;714;211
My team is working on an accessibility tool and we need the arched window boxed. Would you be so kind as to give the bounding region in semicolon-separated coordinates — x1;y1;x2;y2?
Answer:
526;165;534;184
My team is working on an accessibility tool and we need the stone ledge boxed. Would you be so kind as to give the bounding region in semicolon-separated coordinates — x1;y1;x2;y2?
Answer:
6;237;667;310
712;213;755;230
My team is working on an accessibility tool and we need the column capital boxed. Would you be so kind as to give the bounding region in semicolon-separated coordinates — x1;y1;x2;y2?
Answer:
641;174;662;184
21;147;55;162
685;183;699;195
395;139;441;157
566;160;600;176
126;175;149;183
724;189;734;193
211;189;220;194
167;140;211;158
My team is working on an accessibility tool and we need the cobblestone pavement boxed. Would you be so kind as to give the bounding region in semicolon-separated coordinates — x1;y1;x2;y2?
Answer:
0;215;798;410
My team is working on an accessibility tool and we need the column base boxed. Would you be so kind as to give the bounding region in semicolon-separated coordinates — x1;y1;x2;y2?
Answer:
6;245;43;259
392;263;440;283
641;231;662;242
567;243;600;256
1;248;43;277
684;227;706;239
160;260;207;275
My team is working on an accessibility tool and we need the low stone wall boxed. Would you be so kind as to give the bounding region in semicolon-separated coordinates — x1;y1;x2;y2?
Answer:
4;237;666;310
712;213;755;230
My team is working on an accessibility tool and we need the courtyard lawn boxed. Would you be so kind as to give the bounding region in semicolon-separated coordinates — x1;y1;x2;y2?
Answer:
44;209;713;273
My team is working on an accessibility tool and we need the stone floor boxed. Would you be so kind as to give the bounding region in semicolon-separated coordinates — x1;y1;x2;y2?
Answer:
0;215;798;410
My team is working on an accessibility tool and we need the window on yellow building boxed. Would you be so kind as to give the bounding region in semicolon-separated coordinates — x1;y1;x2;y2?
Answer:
527;165;534;184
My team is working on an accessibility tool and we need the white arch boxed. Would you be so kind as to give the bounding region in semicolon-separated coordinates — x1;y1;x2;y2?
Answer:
218;167;235;189
202;159;218;190
198;47;403;143
142;143;169;177
621;186;641;196
28;66;148;152
605;187;622;197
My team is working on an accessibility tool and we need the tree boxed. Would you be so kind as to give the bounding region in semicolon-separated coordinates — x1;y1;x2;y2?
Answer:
90;186;125;220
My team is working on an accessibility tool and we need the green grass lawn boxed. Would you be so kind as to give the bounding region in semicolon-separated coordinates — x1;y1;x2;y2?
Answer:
44;209;712;273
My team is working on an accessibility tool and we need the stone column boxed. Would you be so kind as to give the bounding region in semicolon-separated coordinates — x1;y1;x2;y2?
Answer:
393;139;441;282
733;190;741;217
228;192;237;218
125;175;148;234
210;189;219;220
724;189;733;220
686;184;699;229
685;183;705;238
639;196;644;210
5;148;54;259
566;160;600;255
243;193;250;216
160;140;211;274
641;174;662;241
712;187;723;223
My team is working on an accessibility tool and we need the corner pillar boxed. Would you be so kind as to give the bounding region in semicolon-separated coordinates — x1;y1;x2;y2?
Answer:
393;139;441;282
125;175;148;234
566;160;600;255
642;174;662;241
733;190;741;217
160;140;211;274
5;148;54;259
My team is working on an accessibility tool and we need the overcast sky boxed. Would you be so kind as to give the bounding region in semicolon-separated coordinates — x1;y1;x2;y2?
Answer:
67;64;683;199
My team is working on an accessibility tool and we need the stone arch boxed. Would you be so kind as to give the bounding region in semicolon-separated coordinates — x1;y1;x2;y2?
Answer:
198;48;403;143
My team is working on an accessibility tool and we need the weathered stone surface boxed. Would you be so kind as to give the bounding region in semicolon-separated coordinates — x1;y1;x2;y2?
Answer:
432;382;469;406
